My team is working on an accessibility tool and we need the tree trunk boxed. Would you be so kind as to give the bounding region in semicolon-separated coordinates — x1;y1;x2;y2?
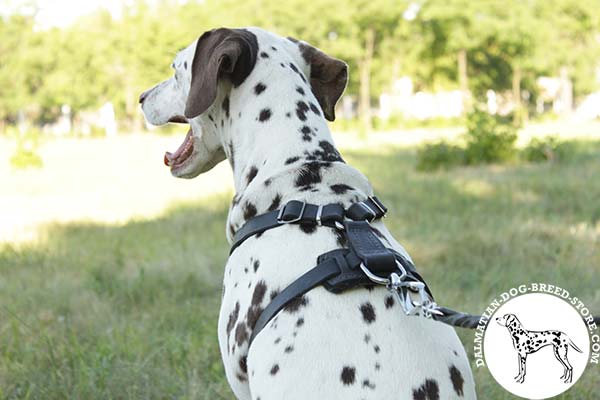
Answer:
358;27;375;137
512;65;521;126
458;48;469;112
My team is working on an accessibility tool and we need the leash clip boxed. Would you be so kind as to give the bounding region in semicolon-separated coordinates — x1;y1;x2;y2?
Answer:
388;271;442;318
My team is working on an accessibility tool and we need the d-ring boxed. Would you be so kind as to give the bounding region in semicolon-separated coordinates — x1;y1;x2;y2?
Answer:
358;263;390;285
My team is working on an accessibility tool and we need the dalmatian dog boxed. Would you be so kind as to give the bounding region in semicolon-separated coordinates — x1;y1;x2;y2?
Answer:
496;313;583;383
140;27;476;400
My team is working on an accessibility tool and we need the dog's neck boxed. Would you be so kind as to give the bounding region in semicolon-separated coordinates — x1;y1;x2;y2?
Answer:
220;80;337;189
197;65;371;241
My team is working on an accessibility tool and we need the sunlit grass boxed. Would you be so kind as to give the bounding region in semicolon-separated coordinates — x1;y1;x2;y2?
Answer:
1;127;599;398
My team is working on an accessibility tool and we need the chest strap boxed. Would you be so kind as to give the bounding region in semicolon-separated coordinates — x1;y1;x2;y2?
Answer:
230;196;387;254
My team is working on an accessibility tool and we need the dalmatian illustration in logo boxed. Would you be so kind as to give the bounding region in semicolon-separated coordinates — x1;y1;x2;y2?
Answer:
495;313;583;384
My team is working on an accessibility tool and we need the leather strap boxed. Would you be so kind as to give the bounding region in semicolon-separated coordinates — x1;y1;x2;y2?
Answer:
249;256;342;344
248;247;433;345
231;197;387;254
346;196;387;221
230;201;345;254
345;220;397;271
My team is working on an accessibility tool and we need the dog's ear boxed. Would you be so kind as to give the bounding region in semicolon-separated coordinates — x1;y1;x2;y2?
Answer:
185;28;258;119
296;40;348;121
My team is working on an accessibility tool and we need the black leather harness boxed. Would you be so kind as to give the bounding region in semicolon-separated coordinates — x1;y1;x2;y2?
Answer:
231;196;452;345
230;195;600;345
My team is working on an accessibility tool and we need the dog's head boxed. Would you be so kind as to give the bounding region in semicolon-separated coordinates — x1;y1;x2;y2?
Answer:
139;27;348;178
496;313;520;328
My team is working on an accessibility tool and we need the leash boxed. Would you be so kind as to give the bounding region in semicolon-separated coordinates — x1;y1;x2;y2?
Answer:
230;197;600;345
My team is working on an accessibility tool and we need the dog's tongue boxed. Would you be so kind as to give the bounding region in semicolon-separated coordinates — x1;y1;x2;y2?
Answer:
164;128;193;166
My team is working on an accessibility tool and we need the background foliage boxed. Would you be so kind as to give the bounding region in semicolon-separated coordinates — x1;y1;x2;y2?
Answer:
0;0;599;131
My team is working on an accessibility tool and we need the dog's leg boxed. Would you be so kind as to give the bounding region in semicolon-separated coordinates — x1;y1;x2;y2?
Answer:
553;346;569;379
517;354;527;383
557;346;573;383
515;354;523;382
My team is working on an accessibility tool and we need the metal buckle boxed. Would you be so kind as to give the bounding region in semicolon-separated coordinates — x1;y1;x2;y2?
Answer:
277;201;306;224
315;205;323;226
369;196;387;217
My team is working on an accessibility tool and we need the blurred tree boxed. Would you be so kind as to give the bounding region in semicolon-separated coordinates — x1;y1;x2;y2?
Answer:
0;0;599;131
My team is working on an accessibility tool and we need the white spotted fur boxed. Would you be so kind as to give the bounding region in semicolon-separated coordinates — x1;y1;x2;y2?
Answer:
141;27;476;400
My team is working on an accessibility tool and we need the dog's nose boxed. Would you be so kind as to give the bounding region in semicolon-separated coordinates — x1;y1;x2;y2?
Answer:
139;89;150;104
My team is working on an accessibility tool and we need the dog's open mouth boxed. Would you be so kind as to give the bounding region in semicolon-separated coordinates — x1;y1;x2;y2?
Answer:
164;127;194;172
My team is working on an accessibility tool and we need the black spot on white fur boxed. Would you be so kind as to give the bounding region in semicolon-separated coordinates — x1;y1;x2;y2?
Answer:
300;224;316;234
289;62;307;83
260;51;269;58
222;96;230;118
384;295;395;309
243;202;257;220
270;364;279;375
300;126;314;142
295;162;325;189
239;356;247;373
246;166;258;185
296;101;309;121
251;280;267;306
362;379;376;390
235;322;248;346
284;295;308;313
330;184;353;194
340;366;356;385
268;194;282;211
285;156;300;165
254;82;266;95
228;142;235;169
226;302;240;339
412;379;440;400
258;108;272;122
236;372;246;382
449;365;464;396
296;86;305;95
309;102;321;116
304;141;344;163
359;302;376;324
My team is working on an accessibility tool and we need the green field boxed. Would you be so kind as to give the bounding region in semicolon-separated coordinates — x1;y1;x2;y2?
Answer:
1;134;599;399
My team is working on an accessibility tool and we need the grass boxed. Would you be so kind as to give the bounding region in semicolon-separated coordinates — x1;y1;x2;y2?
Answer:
1;134;599;399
